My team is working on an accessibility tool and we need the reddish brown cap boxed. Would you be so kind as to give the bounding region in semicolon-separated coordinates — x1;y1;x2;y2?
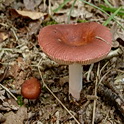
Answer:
21;77;41;99
38;22;112;65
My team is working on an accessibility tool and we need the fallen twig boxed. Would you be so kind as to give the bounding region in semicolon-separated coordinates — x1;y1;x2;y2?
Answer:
48;0;52;15
0;66;17;101
97;65;124;117
0;84;17;101
87;63;94;82
92;63;100;124
10;28;19;42
98;84;124;117
104;81;124;103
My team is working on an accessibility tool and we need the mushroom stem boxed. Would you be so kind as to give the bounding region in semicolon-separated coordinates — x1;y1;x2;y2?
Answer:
69;63;83;100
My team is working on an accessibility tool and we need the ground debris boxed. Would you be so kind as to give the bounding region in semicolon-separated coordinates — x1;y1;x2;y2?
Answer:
98;84;124;118
23;0;41;10
9;9;47;20
3;106;27;124
0;88;5;101
0;0;124;123
0;113;6;123
0;32;9;43
0;98;19;111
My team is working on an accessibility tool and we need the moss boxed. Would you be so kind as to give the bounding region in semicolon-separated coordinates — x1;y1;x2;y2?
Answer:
42;19;58;26
77;19;87;23
17;96;24;106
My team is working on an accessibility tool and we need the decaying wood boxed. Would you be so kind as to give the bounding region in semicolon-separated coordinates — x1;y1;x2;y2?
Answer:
98;84;124;117
104;81;124;101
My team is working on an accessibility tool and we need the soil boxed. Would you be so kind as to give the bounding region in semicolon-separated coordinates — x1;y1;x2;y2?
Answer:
0;0;124;124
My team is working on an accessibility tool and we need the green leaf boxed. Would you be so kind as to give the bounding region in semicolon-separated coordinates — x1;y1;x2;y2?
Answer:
104;0;112;8
67;0;77;24
17;96;24;106
79;0;109;15
100;5;124;16
77;19;87;23
103;7;122;26
79;0;124;30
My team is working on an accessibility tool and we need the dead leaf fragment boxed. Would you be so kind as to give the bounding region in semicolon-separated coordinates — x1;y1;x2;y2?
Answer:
4;0;14;6
4;106;27;124
28;20;41;35
0;32;8;42
60;76;68;86
23;0;41;10
1;98;19;111
0;113;6;123
0;89;6;101
9;63;21;78
10;9;47;20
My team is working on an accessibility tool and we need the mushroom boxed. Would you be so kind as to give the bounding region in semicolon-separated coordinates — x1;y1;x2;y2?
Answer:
38;22;112;100
21;77;41;99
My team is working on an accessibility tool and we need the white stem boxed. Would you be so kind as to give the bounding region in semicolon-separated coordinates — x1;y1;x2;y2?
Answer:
69;63;83;100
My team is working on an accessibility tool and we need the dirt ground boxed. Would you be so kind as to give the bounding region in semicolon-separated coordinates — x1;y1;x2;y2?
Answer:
0;0;124;124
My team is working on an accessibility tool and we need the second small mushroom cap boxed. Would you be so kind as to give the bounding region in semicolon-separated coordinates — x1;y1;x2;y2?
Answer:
38;22;112;64
21;77;41;99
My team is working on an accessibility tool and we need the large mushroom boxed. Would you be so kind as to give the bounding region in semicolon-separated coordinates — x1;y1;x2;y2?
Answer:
38;22;112;100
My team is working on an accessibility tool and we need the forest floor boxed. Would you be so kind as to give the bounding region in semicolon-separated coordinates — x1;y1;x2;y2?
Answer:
0;0;124;124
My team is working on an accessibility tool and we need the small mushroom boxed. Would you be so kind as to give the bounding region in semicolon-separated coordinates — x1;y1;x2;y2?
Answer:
38;22;112;100
21;77;41;99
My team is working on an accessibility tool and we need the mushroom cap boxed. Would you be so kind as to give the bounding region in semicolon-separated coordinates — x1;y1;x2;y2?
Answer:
21;77;41;99
38;22;112;65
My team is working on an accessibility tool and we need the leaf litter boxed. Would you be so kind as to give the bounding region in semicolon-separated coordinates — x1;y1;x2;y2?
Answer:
0;0;124;123
10;9;47;20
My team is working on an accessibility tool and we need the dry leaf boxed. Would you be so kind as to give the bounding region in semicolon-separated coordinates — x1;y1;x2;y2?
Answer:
28;20;41;35
60;76;68;86
23;0;41;10
4;0;14;6
9;63;21;78
0;89;6;102
4;106;27;124
7;98;19;110
0;32;8;42
10;9;47;20
0;113;6;123
1;98;19;111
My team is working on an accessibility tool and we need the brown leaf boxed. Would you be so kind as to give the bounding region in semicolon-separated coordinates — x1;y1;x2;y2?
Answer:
0;89;6;102
9;63;21;78
10;9;47;20
28;20;41;35
0;113;6;123
0;32;8;42
60;76;68;86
